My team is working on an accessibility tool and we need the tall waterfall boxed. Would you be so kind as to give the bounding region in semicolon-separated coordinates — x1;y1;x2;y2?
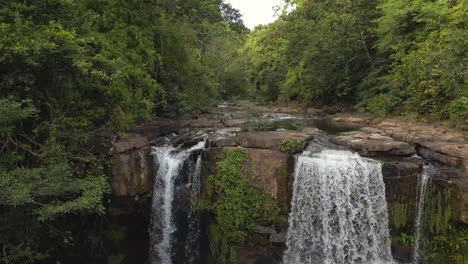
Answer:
284;150;394;264
412;166;430;264
149;140;206;264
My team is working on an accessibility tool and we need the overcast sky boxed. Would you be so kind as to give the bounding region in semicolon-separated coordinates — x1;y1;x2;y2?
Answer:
225;0;283;29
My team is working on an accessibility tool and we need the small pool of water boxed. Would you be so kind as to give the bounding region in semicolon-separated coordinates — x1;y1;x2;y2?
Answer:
240;116;364;134
310;118;363;135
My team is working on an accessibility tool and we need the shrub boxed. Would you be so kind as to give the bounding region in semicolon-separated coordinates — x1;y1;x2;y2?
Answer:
446;96;468;123
367;94;398;117
279;139;302;153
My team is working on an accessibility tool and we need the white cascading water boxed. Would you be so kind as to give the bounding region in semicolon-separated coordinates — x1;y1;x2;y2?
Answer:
412;166;430;264
149;140;206;264
284;150;394;264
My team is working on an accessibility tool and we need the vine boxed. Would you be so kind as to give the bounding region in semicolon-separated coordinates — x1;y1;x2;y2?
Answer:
202;147;283;263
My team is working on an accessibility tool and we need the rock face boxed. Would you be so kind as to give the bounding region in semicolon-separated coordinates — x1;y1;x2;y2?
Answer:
416;141;467;171
111;134;153;196
430;167;468;224
203;147;293;210
375;120;468;172
331;130;416;157
213;131;313;153
382;159;423;230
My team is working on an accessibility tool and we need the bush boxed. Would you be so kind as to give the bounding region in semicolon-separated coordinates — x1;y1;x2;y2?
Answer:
279;139;302;153
446;96;468;122
367;94;398;117
205;147;283;263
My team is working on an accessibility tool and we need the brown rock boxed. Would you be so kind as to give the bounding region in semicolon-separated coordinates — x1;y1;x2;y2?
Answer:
222;119;248;127
333;117;369;124
112;134;150;154
382;159;423;178
212;131;313;152
416;141;467;171
183;116;223;128
383;159;422;230
111;147;153;196
129;119;182;139
331;131;416;157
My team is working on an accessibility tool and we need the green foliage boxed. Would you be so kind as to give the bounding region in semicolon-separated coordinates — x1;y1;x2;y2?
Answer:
374;0;467;120
446;96;468;122
0;99;37;136
366;94;398;117
241;22;289;101
242;0;467;122
419;226;468;264
204;147;283;263
108;255;126;264
243;0;379;103
279;138;302;152
392;202;411;230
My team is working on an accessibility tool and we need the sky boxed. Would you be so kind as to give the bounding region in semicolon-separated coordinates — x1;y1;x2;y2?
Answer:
225;0;283;29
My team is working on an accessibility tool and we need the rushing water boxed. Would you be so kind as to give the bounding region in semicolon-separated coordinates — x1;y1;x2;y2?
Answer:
149;140;206;264
284;150;394;264
412;166;430;264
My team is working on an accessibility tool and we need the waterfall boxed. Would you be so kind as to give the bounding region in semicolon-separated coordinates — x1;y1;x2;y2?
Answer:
149;140;206;264
184;154;203;264
412;166;430;264
284;150;394;264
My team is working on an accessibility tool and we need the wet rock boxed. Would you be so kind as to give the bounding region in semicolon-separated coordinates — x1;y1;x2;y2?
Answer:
270;232;287;243
172;131;198;146
392;244;413;263
236;244;285;264
382;159;422;229
430;167;468;224
382;158;424;178
331;131;416;157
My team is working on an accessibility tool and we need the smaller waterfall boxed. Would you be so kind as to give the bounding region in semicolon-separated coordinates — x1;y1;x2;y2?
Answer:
284;150;394;264
184;154;203;264
149;140;206;264
412;166;430;264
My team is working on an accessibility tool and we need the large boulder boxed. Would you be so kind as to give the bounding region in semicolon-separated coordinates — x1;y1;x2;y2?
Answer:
111;134;153;196
128;119;182;139
212;131;313;153
112;133;149;154
331;131;416;157
375;120;468;172
416;141;468;172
